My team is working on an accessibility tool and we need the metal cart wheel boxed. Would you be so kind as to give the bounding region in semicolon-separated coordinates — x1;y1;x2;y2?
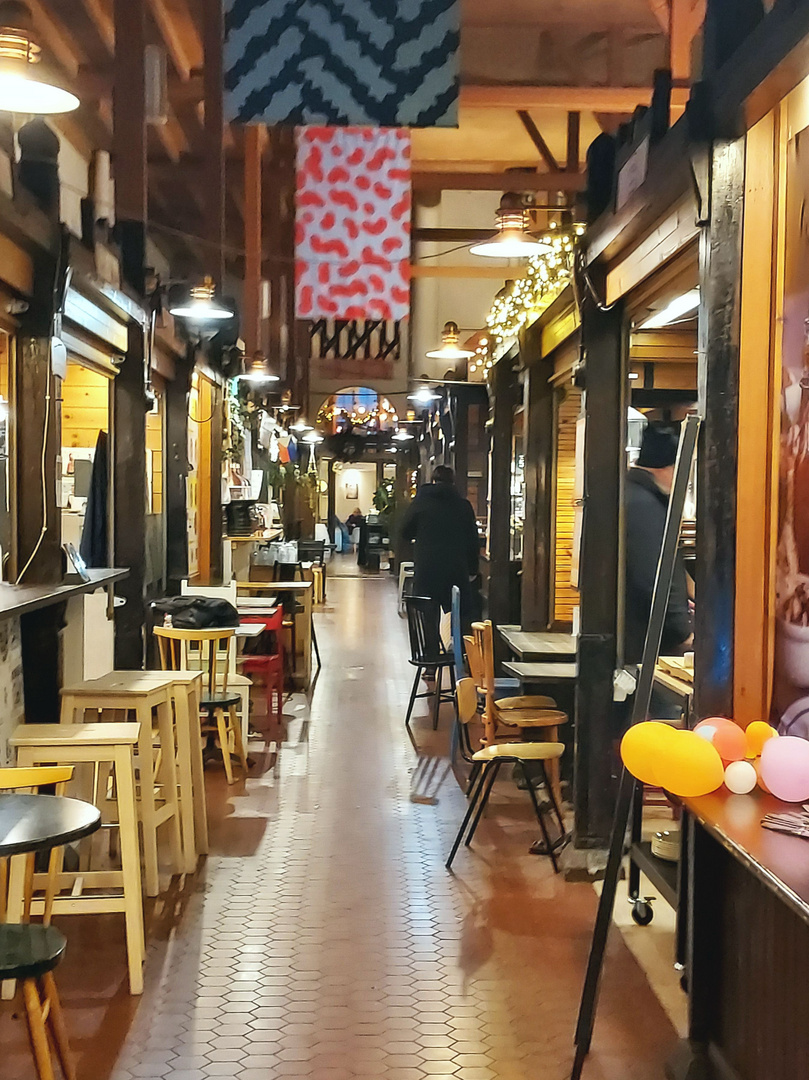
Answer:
630;899;655;926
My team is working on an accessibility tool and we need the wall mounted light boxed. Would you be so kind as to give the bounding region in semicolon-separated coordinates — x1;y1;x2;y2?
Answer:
0;2;78;115
426;321;474;360
392;429;414;442
470;193;553;259
408;386;439;406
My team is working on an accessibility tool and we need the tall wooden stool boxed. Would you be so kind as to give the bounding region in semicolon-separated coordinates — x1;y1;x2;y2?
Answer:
154;627;249;786
60;676;184;897
84;670;206;875
10;723;146;995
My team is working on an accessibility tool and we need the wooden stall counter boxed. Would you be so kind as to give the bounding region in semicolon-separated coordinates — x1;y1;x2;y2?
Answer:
674;786;809;1080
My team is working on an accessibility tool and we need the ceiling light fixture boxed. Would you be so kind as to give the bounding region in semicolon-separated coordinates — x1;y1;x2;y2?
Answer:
638;289;700;330
301;430;324;444
470;193;553;259
426;321;475;360
0;2;79;115
291;418;312;432
236;350;280;383
169;275;234;322
392;429;414;442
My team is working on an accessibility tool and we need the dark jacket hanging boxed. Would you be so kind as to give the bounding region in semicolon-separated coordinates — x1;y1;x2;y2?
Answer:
80;430;109;568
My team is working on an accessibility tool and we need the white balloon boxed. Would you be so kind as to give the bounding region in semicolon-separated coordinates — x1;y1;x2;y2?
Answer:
724;759;757;795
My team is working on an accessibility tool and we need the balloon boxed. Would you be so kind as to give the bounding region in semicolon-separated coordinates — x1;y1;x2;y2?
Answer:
723;760;757;795
745;720;777;759
694;717;747;763
754;757;772;793
654;730;725;797
760;736;809;802
620;722;678;786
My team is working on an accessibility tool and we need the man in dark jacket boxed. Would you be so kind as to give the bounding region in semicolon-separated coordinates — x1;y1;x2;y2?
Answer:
400;466;480;615
624;425;693;664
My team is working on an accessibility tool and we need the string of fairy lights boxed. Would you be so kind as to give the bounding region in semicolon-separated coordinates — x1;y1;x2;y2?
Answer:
471;223;585;375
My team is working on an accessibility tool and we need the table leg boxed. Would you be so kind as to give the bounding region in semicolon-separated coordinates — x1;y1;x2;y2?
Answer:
136;702;160;897
156;697;184;877
171;690;197;874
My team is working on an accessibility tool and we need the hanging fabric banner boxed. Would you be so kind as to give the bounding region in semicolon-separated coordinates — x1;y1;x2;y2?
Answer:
224;0;459;128
295;127;411;322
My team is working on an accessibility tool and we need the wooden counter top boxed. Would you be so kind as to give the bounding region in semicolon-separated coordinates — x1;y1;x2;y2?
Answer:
0;568;128;620
685;786;809;926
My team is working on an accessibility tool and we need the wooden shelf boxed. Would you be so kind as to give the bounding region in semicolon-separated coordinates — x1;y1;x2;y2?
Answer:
0;569;128;621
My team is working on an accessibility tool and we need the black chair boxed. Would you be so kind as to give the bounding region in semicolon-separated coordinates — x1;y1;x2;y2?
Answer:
404;596;456;731
273;562;322;673
299;539;328;602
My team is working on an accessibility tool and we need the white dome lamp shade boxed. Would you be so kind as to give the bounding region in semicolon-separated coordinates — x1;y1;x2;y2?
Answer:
0;2;79;114
469;193;553;259
169;276;234;322
425;321;474;361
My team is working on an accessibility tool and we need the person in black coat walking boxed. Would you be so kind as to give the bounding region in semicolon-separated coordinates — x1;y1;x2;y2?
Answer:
624;424;693;664
400;466;481;617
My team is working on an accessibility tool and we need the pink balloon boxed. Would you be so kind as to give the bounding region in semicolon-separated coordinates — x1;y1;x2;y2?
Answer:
760;736;809;802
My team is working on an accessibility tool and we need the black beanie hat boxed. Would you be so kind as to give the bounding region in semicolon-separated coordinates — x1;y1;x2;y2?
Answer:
637;424;678;468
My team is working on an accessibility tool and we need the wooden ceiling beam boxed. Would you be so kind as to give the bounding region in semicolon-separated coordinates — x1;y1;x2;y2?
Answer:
78;0;114;52
566;111;581;173
413;171;584;192
517;111;560;172
147;0;198;81
28;0;86;76
411;265;527;280
460;84;690;111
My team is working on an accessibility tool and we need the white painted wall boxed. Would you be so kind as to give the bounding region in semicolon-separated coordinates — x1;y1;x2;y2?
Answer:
335;462;378;521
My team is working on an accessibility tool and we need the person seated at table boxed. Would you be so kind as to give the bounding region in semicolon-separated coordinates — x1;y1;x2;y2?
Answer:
346;508;364;530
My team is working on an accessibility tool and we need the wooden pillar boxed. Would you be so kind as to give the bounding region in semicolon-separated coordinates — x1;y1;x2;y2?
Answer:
244;125;263;355
487;352;519;636
573;291;626;850
203;0;225;281
521;339;555;632
165;351;193;593
694;138;745;719
113;321;147;668
113;0;147;293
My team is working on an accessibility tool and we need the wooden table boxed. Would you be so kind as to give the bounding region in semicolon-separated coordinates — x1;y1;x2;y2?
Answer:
0;793;100;857
503;661;579;684
672;787;809;1080
237;581;313;687
498;626;577;660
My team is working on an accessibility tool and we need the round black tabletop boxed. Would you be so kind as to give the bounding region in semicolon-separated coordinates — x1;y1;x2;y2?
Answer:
0;793;101;857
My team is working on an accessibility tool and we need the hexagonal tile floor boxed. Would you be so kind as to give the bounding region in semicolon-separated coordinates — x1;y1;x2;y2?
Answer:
0;573;677;1079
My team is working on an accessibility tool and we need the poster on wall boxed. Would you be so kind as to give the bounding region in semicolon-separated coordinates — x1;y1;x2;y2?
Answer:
774;127;809;735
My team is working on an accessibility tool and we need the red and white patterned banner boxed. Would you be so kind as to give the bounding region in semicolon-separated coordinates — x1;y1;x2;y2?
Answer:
295;127;411;322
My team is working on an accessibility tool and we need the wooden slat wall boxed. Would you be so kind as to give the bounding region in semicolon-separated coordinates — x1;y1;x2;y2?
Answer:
61;362;109;449
553;386;581;624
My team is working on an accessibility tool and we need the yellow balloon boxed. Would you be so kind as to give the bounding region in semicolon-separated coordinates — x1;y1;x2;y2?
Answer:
745;720;777;759
654;730;725;797
620;722;678;786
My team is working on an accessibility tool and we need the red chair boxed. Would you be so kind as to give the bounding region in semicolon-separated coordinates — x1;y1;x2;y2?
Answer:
239;608;285;728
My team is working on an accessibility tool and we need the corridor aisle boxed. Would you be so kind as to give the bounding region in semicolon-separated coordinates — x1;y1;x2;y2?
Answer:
1;575;676;1080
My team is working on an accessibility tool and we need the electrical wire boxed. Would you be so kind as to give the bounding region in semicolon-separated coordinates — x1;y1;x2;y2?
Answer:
16;364;51;584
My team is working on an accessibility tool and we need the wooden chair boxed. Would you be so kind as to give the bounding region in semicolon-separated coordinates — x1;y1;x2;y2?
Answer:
154;626;249;785
11;724;146;995
446;680;567;873
404;596;456;731
471;621;568;806
0;766;78;1080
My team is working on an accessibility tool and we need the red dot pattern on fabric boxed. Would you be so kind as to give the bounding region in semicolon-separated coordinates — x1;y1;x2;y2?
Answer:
295;127;411;321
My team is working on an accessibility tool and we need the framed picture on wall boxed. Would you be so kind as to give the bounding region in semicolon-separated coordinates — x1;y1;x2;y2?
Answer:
345;482;358;500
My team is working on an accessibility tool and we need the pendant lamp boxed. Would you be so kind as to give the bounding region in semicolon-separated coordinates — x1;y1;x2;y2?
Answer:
426;321;474;361
236;350;280;383
470;193;553;259
0;2;78;115
169;276;234;321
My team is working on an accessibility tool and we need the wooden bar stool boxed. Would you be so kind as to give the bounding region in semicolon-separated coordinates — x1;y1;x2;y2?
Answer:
10;724;146;995
60;675;184;898
154;627;249;786
86;670;207;874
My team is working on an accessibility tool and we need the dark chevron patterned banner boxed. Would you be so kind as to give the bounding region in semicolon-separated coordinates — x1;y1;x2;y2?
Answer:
224;0;459;127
